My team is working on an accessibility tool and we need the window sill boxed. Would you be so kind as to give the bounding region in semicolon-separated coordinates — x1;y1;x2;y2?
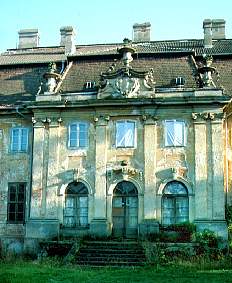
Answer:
61;226;89;230
68;149;87;157
164;145;186;148
115;148;135;156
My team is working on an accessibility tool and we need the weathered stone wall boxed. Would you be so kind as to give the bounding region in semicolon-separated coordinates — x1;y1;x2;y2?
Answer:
25;98;227;239
0;115;32;253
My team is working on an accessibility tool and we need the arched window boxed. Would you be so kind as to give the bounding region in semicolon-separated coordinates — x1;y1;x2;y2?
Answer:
162;181;189;225
64;182;88;228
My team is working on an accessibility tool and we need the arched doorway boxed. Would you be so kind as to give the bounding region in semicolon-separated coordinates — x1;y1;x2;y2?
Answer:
162;181;189;225
112;181;138;238
63;181;88;228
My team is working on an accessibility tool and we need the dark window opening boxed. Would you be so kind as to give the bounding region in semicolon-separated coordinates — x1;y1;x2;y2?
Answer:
7;183;26;223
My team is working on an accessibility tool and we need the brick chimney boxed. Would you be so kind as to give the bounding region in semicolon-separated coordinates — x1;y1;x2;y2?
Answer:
60;26;76;55
212;19;226;39
133;22;151;42
18;29;39;48
203;19;212;48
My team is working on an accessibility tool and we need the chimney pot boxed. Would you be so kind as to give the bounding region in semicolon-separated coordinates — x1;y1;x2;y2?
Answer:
212;19;226;39
18;29;39;49
60;26;76;54
203;19;212;48
133;22;151;42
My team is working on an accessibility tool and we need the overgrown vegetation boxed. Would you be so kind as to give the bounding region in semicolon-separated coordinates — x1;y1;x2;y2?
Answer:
145;222;196;242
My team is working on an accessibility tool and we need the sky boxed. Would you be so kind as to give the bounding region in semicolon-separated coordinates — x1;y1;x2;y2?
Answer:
1;0;232;52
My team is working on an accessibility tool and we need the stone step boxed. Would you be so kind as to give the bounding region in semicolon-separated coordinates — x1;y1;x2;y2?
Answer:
77;255;145;261
76;260;146;267
78;248;144;253
75;240;146;267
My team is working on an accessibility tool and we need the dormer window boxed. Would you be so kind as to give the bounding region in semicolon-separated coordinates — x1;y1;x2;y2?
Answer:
85;81;96;89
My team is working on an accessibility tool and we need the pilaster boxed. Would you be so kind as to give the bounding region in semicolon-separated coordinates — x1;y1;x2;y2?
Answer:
46;118;62;218
143;115;157;219
93;116;109;219
192;113;208;219
211;114;225;220
30;119;46;218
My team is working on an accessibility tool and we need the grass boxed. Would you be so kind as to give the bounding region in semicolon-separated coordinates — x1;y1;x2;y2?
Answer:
1;258;232;283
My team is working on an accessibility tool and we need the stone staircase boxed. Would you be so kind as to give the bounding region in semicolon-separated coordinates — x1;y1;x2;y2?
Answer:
75;240;146;266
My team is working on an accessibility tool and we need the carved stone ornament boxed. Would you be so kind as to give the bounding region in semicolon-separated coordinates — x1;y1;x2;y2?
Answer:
107;161;143;181
97;39;156;99
72;167;86;182
198;55;216;88
192;112;225;121
115;77;140;97
172;166;188;179
43;62;61;93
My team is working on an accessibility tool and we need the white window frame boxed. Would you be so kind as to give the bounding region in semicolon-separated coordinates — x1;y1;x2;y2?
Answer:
10;127;29;152
164;120;186;147
68;122;89;148
116;120;137;148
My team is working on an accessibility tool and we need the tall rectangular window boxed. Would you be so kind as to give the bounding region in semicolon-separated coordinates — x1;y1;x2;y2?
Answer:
7;183;26;223
11;128;29;152
68;122;88;148
116;121;136;148
165;120;186;147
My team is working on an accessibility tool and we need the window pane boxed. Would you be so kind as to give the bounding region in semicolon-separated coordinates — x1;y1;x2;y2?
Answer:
9;212;16;221
9;189;16;202
164;181;187;195
176;197;189;223
18;203;24;213
174;121;184;146
20;129;28;151
12;129;20;151
69;124;77;147
9;203;16;213
162;197;175;225
116;122;126;147
116;121;135;147
125;122;135;147
79;123;87;147
165;121;175;146
165;121;185;146
17;213;24;222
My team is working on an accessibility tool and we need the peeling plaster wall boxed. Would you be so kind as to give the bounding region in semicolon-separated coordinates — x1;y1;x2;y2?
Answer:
26;99;227;239
0;116;32;238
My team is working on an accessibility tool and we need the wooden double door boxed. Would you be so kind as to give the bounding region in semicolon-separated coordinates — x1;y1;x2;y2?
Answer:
112;181;138;238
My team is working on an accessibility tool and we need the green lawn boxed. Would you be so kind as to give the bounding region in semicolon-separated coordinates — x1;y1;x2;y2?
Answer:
1;261;232;283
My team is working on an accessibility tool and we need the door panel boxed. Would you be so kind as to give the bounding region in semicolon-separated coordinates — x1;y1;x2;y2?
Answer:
126;197;138;237
112;197;125;237
112;195;138;238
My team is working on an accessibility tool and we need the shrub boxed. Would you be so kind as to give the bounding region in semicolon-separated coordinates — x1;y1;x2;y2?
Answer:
225;205;232;224
193;229;223;259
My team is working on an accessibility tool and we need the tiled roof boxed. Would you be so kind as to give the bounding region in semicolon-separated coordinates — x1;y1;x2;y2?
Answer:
0;38;232;107
0;65;48;105
73;39;232;57
61;55;197;93
1;39;232;66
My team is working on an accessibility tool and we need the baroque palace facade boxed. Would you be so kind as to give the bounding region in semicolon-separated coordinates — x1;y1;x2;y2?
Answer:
0;19;232;254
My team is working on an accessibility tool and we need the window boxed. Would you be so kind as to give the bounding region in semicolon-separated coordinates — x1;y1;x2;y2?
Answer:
162;181;189;225
68;122;88;148
11;128;29;152
165;120;186;146
64;182;88;228
116;121;136;148
7;183;26;223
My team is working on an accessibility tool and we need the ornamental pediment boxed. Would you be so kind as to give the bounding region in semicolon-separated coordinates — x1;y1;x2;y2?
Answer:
97;39;156;99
